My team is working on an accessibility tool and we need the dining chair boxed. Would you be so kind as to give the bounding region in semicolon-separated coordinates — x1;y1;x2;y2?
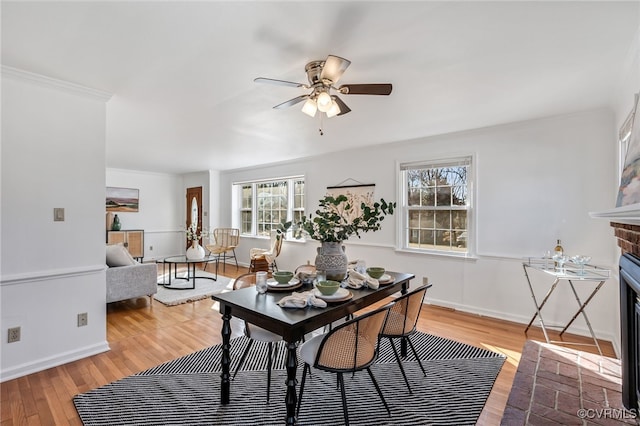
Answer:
204;228;240;273
378;284;432;393
294;263;316;282
231;272;282;402
296;304;392;425
249;229;283;272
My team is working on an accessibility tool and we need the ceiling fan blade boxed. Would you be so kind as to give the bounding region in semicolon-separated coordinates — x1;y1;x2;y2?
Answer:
254;77;307;88
339;83;393;95
332;96;351;116
273;94;309;109
320;55;351;84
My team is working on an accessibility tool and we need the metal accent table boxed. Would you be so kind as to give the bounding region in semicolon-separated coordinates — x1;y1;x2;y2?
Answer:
522;258;610;355
159;255;218;290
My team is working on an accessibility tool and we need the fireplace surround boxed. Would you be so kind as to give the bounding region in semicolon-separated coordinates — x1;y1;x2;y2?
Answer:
619;252;640;411
612;219;640;412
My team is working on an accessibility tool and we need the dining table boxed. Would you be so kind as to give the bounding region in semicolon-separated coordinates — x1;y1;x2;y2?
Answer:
211;271;415;426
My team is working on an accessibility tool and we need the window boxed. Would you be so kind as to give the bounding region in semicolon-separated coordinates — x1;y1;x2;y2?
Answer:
234;176;305;237
400;156;472;255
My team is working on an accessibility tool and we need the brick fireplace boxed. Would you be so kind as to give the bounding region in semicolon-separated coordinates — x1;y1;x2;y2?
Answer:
612;221;640;412
612;222;640;256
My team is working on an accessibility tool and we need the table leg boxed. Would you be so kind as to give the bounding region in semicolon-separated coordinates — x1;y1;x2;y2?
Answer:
523;265;558;344
401;282;409;356
562;280;604;355
285;340;298;426
220;306;232;405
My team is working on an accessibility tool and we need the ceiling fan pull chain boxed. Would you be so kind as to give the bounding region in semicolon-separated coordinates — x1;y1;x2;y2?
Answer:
319;114;324;136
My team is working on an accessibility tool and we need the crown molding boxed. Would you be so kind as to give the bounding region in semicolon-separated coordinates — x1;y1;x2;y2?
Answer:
1;65;113;101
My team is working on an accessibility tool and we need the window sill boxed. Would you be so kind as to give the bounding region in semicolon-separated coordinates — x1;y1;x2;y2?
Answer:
395;247;478;260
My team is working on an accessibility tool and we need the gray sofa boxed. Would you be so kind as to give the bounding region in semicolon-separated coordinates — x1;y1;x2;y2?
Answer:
106;263;158;303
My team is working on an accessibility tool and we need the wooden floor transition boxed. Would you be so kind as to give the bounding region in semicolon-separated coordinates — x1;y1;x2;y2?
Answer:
1;264;616;426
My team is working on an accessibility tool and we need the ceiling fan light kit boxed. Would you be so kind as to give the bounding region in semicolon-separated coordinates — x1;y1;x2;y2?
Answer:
255;54;392;123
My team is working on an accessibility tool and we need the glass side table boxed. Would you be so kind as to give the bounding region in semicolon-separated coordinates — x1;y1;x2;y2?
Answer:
522;257;610;355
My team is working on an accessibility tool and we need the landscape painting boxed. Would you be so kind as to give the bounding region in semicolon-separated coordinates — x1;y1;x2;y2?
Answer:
617;94;640;207
106;187;139;212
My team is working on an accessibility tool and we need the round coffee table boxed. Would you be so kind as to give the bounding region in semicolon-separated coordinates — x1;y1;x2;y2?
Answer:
160;255;218;290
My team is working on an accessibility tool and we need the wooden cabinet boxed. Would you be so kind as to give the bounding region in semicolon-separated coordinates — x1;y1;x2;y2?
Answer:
107;230;144;261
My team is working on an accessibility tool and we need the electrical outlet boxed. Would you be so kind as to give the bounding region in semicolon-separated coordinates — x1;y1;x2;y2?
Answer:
8;327;20;343
53;207;65;221
149;245;153;251
77;313;88;327
423;277;429;285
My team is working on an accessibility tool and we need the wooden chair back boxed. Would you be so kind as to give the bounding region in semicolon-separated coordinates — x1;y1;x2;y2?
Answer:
214;228;239;250
380;284;431;338
314;305;390;372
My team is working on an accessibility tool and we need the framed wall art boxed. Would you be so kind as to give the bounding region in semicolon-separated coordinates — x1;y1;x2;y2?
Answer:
617;93;640;207
106;187;139;212
326;179;375;222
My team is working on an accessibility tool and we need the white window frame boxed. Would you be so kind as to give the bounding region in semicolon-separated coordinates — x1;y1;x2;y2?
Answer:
397;155;474;257
233;176;304;238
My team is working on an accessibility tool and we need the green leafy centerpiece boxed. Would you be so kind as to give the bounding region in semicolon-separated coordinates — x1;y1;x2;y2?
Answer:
290;194;395;280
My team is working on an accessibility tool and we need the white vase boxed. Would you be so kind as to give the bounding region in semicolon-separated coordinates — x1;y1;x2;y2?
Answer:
315;241;348;281
186;241;205;259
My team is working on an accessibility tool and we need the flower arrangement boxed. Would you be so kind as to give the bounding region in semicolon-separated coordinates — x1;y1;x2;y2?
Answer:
288;194;396;242
185;223;208;242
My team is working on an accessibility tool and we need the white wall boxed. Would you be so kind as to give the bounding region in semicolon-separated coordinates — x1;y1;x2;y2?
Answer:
220;109;620;345
104;170;219;261
1;69;111;381
106;169;185;260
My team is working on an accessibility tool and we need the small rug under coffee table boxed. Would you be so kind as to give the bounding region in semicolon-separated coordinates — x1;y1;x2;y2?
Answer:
74;332;505;425
154;271;232;306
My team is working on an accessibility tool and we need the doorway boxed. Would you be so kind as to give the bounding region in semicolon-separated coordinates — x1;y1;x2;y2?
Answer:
186;187;203;247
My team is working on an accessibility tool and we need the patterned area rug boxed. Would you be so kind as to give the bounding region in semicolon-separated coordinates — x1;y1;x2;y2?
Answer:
154;271;232;306
74;333;505;425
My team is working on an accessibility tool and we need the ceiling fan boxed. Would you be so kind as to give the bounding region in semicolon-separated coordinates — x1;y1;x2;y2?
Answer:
255;55;392;119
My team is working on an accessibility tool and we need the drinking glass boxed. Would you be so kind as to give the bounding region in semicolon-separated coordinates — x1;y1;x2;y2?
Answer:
571;255;591;275
256;271;268;294
356;260;366;274
552;254;568;273
316;269;326;283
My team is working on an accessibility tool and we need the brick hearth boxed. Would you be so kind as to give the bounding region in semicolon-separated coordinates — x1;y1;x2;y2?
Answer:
502;340;636;425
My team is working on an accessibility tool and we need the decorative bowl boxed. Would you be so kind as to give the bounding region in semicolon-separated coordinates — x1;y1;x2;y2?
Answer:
273;271;294;284
316;280;340;295
366;267;386;279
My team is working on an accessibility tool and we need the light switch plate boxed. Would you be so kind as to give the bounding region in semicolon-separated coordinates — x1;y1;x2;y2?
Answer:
54;208;65;221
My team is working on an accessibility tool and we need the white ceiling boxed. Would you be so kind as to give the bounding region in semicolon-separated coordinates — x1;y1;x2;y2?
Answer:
2;1;638;174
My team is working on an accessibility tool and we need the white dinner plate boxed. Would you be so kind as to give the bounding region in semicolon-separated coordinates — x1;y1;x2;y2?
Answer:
377;274;393;283
267;277;300;288
313;287;352;302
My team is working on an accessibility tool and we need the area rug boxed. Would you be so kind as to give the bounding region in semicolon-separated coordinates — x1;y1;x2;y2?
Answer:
74;332;505;425
154;271;232;306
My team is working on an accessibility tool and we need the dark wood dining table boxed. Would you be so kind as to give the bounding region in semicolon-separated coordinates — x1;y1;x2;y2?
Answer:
211;271;415;425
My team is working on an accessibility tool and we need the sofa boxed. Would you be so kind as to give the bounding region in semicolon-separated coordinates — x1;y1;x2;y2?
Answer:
106;243;157;303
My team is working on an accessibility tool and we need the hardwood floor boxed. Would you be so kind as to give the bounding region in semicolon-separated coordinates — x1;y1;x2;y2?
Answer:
1;265;616;426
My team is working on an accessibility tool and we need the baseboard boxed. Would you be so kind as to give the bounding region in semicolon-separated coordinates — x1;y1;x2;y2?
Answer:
0;341;110;382
428;298;618;353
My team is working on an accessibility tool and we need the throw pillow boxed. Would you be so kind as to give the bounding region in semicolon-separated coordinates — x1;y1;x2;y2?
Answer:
106;243;138;267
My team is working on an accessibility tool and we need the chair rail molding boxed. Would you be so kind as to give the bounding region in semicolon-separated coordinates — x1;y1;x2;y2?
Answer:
0;264;106;286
